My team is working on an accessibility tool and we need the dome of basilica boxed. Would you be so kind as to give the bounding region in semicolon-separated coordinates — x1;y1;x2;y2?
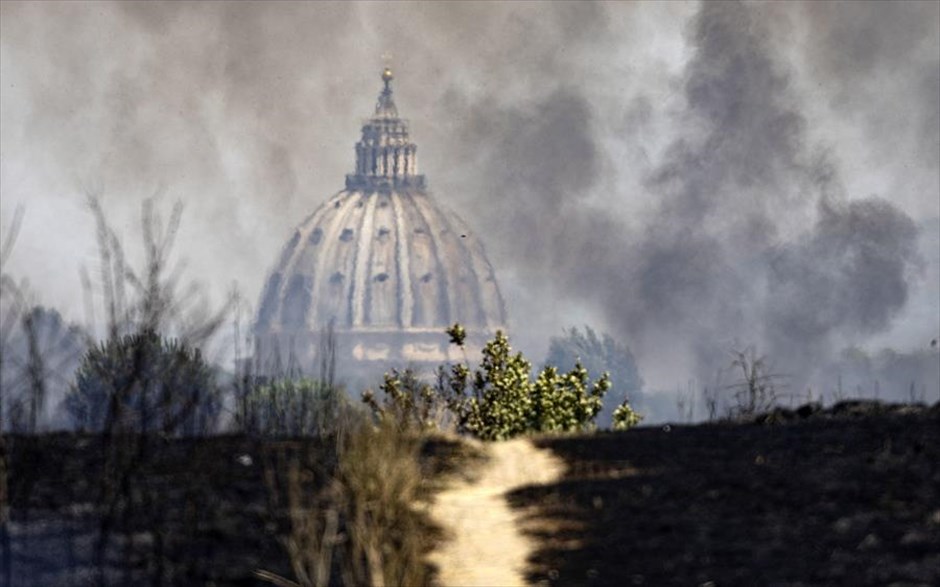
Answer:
255;68;506;371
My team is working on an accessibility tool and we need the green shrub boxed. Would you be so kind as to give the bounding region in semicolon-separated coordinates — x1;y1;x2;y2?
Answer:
545;325;644;427
366;325;637;440
612;399;643;430
451;326;617;439
446;329;534;440
367;325;613;441
361;369;445;432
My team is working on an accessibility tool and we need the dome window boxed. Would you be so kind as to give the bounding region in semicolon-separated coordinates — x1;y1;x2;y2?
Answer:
413;227;426;235
287;231;301;249
420;272;433;283
374;273;389;282
340;228;355;242
281;275;311;327
377;227;390;238
330;271;345;284
308;228;323;245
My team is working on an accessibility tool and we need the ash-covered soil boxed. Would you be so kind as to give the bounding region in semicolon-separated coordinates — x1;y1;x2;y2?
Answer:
2;401;937;586
510;401;940;587
0;433;469;586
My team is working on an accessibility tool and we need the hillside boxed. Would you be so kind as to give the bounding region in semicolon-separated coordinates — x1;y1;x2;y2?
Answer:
2;401;938;586
510;401;940;586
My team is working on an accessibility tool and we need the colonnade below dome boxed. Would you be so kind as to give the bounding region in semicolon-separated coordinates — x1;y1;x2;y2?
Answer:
355;143;417;177
256;327;491;377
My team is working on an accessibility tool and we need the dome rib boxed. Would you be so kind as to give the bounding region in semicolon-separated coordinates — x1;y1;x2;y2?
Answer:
436;205;488;327
407;193;454;326
389;193;413;328
450;212;507;328
350;194;378;327
314;193;359;329
269;197;336;331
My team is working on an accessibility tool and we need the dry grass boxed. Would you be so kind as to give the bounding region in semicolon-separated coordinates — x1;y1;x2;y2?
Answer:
339;420;432;587
260;418;444;587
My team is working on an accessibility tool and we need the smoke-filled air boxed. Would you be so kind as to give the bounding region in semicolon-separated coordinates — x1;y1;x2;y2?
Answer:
2;1;938;422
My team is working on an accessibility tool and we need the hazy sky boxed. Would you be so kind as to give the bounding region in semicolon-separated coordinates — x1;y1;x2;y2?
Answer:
2;1;938;389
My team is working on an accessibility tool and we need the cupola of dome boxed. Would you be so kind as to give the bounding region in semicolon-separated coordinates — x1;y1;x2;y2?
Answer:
346;67;424;192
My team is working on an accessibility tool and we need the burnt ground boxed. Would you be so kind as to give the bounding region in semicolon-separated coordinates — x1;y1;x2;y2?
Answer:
2;402;938;587
0;432;473;586
510;401;940;587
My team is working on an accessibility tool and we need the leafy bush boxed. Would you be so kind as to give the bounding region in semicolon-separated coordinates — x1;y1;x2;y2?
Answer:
65;329;218;435
445;329;537;440
362;369;446;433
455;329;612;439
613;399;643;430
545;326;644;427
369;325;615;441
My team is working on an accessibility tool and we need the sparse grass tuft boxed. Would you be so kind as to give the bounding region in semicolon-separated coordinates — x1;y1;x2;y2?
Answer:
260;416;440;587
338;419;433;587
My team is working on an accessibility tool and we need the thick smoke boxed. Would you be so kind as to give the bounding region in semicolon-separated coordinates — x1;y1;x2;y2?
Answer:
1;1;937;399
766;198;920;367
796;1;940;177
440;1;929;391
625;3;922;381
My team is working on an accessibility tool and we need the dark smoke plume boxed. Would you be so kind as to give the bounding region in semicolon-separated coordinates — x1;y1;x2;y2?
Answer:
623;2;922;381
443;1;925;390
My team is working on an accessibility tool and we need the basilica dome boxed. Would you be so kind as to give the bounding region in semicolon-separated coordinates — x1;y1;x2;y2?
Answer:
255;68;506;371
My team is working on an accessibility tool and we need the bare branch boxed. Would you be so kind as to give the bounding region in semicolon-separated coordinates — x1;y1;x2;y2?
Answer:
0;204;25;269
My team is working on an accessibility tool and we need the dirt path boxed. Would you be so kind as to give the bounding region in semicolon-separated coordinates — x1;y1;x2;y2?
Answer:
428;437;565;587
